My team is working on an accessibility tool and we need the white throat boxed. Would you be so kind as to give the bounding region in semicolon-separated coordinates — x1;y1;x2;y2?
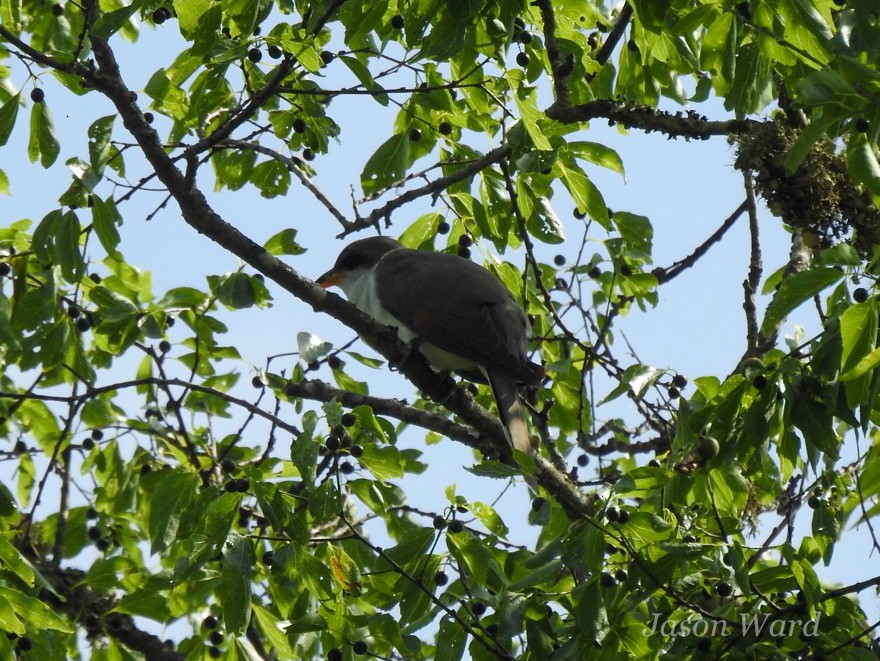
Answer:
338;267;417;343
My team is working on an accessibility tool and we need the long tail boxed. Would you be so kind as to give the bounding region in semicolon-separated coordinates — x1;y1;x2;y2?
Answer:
483;370;536;489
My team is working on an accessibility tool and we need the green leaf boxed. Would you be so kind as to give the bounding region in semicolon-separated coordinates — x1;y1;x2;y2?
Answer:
87;115;116;171
435;615;467;661
113;588;172;620
149;471;198;554
847;133;880;198
172;0;212;38
0;93;20;147
216;272;256;309
28;101;60;168
264;228;305;255
357;445;406;481
761;267;844;335
91;196;122;255
220;533;255;634
570;141;625;178
0;168;8;195
361;133;409;196
506;71;551;150
0;586;74;633
91;0;142;38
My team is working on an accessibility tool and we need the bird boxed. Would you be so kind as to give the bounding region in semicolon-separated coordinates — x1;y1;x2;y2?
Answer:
317;236;543;467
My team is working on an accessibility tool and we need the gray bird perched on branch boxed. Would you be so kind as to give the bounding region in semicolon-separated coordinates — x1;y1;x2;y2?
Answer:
317;236;543;469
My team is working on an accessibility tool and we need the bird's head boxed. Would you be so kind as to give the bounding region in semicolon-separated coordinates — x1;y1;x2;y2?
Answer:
317;236;404;294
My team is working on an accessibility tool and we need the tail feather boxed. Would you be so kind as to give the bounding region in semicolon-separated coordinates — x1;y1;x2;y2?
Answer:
483;369;536;489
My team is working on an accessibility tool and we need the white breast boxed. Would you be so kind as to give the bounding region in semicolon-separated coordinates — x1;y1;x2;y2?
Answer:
337;267;475;372
338;268;417;342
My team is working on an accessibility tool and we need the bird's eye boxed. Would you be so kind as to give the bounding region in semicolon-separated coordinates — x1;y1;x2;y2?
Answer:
340;252;361;270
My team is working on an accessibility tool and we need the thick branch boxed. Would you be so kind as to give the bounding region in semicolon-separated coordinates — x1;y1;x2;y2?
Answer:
546;99;758;139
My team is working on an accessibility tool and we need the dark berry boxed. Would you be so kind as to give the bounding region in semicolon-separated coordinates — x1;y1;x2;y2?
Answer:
627;39;638;52
648;459;661;468
448;520;464;533
433;516;446;529
605;506;620;522
89;273;102;283
51;3;64;16
67;305;81;320
457;246;471;259
339;461;355;475
90;429;104;441
224;480;238;493
808;495;822;509
221;459;236;474
854;287;869;302
855;118;870;133
268;45;283;59
350;444;363;458
247;48;262;62
140;463;152;474
576;454;589;467
352;640;368;655
86;507;98;519
82;438;94;451
152;7;170;24
614;569;628;582
553;254;565;266
573;208;586;219
519;31;533;44
531;497;546;512
516;52;529;67
438;121;452;135
234;478;250;492
391;13;405;30
208;647;222;659
327;649;343;661
326;435;341;452
293;118;307;133
158;340;171;353
88;526;101;540
203;615;219;630
409;128;422;142
209;630;224;645
668;386;680;399
433;571;449;586
30;88;45;103
752;374;767;390
15;636;32;651
96;537;111;551
716;581;733;597
588;266;602;279
12;440;27;454
320;50;335;65
437;221;450;234
251;376;264;389
617;509;630;524
458;234;473;248
735;2;752;20
0;262;10;277
341;412;356;427
471;601;487;616
262;551;273;565
600;572;616;588
302;148;315;161
327;355;342;370
672;374;687;389
84;613;100;630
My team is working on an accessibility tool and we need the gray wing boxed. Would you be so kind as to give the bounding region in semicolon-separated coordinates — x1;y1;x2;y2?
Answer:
375;249;537;382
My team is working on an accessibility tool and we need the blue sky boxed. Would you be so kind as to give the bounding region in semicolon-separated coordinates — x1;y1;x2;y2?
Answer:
3;14;878;638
